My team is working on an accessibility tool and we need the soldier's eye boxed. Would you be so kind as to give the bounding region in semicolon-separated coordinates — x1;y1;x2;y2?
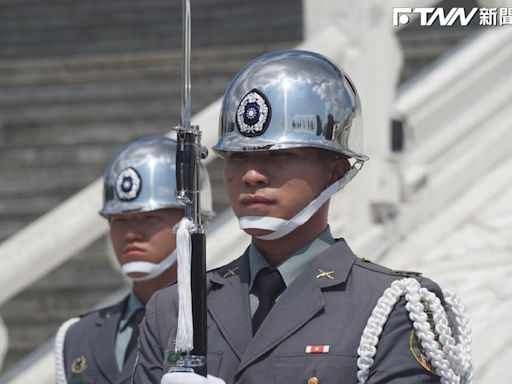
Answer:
110;217;126;224
227;152;248;160
145;215;162;222
270;150;294;158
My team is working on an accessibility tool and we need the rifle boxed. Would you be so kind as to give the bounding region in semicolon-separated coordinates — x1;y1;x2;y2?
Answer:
172;0;208;377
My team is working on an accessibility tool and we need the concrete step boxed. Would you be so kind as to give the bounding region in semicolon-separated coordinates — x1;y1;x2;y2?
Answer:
0;49;253;87
0;143;118;171
1;99;181;132
0;44;291;147
1;120;171;147
0;0;297;30
0;219;33;243
0;167;97;196
0;195;70;218
0;0;302;58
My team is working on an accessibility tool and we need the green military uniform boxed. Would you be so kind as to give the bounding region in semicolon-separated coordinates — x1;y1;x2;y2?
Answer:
134;232;441;383
60;293;144;384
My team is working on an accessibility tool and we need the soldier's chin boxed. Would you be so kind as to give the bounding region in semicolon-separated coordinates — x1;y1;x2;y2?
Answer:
242;228;274;238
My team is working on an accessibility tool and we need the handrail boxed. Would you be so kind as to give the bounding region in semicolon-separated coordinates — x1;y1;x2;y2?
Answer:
392;27;512;240
0;180;107;305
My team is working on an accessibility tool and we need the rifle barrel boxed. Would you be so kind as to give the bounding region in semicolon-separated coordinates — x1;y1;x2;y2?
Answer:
182;0;191;129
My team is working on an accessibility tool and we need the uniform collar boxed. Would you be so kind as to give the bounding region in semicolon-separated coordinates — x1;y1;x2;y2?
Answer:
248;226;335;290
118;291;144;332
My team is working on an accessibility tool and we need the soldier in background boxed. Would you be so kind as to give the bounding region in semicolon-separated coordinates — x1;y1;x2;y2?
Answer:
55;136;213;384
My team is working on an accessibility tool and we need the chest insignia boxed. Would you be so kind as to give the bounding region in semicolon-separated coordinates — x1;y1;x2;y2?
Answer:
409;329;436;374
70;355;87;374
305;345;330;354
409;309;437;374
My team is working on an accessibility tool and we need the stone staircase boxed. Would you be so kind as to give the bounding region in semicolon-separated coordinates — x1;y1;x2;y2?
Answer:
0;0;303;370
0;43;297;370
0;0;302;58
0;45;293;242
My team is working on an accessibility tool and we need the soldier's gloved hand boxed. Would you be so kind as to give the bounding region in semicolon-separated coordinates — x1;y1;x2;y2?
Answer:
160;372;226;384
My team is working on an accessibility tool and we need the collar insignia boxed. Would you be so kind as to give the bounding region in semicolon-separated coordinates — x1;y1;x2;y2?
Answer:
316;269;335;280
223;266;239;278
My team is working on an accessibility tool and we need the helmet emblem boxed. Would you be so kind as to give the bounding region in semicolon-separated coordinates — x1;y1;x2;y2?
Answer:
116;167;141;201
236;89;271;137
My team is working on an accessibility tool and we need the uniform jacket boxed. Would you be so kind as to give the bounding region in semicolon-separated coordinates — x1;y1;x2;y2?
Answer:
62;296;140;384
134;240;441;383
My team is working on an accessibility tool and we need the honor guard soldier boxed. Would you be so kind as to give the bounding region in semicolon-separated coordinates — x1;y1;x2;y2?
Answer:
54;136;214;384
134;51;472;384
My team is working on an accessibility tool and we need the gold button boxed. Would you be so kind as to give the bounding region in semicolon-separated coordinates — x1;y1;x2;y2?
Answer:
308;376;319;384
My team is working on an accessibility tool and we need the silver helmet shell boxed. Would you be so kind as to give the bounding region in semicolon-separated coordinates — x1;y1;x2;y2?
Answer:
213;50;368;162
100;136;214;218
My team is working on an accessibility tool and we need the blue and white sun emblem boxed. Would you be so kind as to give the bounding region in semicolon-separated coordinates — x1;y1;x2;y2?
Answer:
116;167;141;201
236;89;271;137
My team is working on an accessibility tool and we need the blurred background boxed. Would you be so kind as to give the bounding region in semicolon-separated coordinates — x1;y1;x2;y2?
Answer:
0;0;510;382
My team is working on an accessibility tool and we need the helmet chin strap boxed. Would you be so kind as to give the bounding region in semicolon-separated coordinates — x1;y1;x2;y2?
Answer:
239;164;360;240
121;249;177;282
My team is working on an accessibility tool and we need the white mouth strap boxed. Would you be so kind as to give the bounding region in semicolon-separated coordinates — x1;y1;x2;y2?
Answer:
121;249;177;282
239;164;360;240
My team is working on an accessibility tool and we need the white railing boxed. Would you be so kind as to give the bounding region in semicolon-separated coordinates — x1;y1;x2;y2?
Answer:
390;26;512;260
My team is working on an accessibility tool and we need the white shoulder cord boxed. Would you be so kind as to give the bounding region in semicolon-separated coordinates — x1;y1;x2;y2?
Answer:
356;278;472;384
54;317;80;384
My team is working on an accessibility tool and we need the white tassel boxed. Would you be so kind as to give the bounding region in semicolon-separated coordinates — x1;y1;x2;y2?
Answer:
175;218;194;352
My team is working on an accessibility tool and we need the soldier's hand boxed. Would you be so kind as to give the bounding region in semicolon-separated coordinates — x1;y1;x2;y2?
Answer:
160;372;226;384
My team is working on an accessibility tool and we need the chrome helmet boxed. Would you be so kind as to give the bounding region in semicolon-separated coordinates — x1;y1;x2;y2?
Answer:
100;136;214;218
213;50;368;162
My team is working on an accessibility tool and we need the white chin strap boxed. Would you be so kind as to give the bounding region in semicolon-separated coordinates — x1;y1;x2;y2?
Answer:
121;250;177;282
239;164;360;240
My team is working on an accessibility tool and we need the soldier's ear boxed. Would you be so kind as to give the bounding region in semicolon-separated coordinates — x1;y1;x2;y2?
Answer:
330;157;350;184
